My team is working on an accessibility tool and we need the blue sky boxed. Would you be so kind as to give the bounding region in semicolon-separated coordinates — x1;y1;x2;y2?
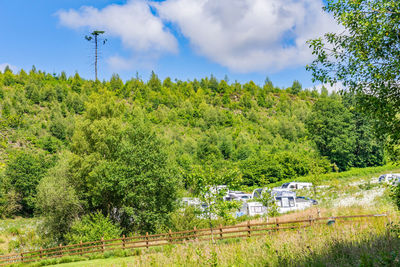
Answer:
0;0;340;89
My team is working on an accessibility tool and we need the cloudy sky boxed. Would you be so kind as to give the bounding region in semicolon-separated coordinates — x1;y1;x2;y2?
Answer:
0;0;341;88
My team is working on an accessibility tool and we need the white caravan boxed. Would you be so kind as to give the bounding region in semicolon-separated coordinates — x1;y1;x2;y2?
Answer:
251;188;266;199
242;188;313;217
237;202;267;217
279;182;313;190
379;174;400;184
225;191;252;202
271;190;312;213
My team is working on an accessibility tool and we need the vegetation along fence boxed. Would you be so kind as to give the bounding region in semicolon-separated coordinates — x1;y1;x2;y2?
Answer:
0;213;388;266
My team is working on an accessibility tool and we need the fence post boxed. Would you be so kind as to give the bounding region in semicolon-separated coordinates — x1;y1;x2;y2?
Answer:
193;226;197;241
309;215;313;227
247;221;251;238
168;229;172;243
59;244;63;257
146;232;149;249
219;224;223;239
276;218;280;232
80;240;83;256
39;247;42;259
122;235;126;250
101;237;105;253
20;252;24;263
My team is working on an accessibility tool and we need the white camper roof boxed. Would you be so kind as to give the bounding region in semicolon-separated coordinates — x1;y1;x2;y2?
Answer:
271;190;296;198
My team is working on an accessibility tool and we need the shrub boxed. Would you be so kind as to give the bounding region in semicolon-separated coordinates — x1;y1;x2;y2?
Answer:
168;206;209;232
66;211;122;244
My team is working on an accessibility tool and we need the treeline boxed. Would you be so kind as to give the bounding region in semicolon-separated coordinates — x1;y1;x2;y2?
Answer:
0;66;385;244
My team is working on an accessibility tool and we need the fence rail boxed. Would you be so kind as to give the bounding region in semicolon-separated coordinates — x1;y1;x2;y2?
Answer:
0;213;387;266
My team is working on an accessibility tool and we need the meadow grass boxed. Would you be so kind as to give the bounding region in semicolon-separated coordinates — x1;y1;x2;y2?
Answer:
24;206;398;267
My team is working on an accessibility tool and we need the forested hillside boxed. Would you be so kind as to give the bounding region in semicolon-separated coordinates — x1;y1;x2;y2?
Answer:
0;66;386;242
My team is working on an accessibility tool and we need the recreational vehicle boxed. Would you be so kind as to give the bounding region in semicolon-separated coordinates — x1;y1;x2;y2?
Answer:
238;202;267;217
379;174;400;184
279;182;313;190
243;188;313;216
225;191;252;202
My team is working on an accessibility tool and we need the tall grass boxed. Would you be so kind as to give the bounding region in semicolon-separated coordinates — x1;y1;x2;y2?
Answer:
132;215;396;266
30;208;399;267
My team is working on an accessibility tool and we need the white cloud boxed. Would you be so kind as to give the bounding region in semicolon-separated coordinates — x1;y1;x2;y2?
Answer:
312;82;345;94
107;54;157;71
57;0;341;73
107;56;134;71
0;63;17;73
57;0;178;67
154;0;342;73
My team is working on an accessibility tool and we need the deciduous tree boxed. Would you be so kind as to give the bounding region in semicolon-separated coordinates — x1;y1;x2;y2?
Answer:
307;0;400;141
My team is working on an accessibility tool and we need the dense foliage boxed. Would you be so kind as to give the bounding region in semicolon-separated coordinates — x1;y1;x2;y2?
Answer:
307;0;400;141
65;211;122;244
306;96;384;171
0;67;386;242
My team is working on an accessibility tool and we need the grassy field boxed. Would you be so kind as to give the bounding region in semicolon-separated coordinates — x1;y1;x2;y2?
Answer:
40;208;396;267
5;167;400;266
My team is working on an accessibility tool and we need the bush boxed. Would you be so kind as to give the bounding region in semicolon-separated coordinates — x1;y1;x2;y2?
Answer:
0;189;22;217
66;211;122;244
168;206;209;232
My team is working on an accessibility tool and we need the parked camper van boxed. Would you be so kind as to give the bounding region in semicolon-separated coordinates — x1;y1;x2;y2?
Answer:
225;191;252;202
251;188;267;199
379;174;400;184
238;202;267;217
279;182;313;190
272;190;297;213
242;189;313;217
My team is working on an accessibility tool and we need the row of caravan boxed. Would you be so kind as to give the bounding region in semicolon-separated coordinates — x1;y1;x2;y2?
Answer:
181;182;316;217
218;182;313;202
237;189;315;217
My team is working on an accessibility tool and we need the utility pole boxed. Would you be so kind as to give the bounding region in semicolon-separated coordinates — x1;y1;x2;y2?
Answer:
85;30;107;81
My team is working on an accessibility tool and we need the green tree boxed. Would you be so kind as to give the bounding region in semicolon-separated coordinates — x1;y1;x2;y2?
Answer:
70;92;178;233
188;166;241;241
307;0;400;141
289;80;302;95
109;73;123;92
71;72;83;93
148;71;161;91
343;94;385;167
4;151;51;215
36;154;82;243
49;116;67;140
306;98;356;171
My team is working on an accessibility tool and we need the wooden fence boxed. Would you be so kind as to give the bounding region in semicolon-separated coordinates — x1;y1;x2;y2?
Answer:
0;213;388;266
